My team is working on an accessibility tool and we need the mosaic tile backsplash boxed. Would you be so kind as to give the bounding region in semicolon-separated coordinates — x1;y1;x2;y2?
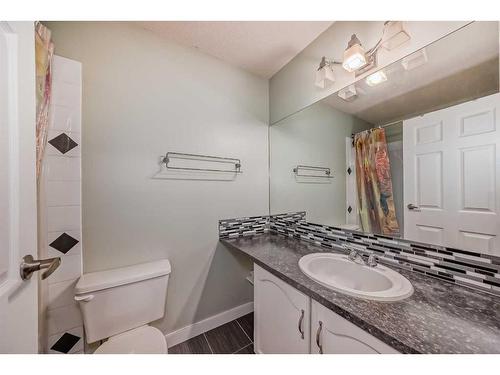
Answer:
220;212;500;296
219;215;269;239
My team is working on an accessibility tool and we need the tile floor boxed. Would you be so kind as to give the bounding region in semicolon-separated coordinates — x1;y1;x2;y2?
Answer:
169;313;254;354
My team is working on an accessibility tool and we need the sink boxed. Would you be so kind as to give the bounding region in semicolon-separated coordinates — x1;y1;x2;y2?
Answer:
298;253;413;302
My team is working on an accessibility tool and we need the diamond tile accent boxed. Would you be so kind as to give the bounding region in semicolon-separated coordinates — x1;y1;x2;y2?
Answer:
347;167;352;175
49;232;79;254
348;206;353;213
50;332;80;353
48;133;78;154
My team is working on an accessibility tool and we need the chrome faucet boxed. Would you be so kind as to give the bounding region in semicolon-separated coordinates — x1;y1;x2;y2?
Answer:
366;254;378;268
348;249;364;264
347;247;378;267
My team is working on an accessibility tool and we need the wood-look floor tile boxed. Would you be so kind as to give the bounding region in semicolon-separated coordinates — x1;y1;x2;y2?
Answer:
235;343;254;354
237;313;254;340
205;320;251;354
168;334;212;354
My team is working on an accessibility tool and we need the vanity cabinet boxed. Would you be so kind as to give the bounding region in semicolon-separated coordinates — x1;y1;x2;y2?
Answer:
311;301;399;354
254;264;310;354
254;264;398;354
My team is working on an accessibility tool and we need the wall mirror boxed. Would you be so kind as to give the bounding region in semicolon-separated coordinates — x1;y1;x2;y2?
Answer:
270;21;500;256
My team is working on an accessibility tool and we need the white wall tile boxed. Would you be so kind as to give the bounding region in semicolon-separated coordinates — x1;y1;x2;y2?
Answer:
53;55;82;85
46;155;81;181
51;80;81;109
47;206;81;232
48;279;79;310
49;254;82;284
49;104;81;133
47;303;83;336
46;180;81;206
47;230;82;258
48;326;84;354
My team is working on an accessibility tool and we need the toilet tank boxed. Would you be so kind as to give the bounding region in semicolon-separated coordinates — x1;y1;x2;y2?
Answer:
75;259;171;343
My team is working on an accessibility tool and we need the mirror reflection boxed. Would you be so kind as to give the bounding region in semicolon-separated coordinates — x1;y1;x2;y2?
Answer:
270;21;499;256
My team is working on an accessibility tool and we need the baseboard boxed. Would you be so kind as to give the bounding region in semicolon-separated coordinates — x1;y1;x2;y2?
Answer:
165;301;254;348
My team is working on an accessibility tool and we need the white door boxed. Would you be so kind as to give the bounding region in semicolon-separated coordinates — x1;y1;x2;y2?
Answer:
0;22;39;353
311;301;398;354
254;264;310;354
404;93;500;255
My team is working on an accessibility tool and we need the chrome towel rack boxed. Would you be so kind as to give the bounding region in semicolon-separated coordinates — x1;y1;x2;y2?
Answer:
293;165;333;178
162;152;242;173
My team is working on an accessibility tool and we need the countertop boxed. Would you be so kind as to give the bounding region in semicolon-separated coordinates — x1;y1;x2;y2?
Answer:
221;233;500;353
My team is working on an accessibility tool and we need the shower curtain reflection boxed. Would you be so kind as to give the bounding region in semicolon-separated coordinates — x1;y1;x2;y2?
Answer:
354;128;400;236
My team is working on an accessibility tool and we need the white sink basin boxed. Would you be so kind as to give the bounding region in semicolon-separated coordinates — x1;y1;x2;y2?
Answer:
298;253;413;302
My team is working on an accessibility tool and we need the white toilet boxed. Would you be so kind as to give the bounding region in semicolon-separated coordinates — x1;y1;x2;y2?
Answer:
74;259;171;354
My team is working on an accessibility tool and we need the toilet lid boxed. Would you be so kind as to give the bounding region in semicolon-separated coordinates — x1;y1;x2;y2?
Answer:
94;325;168;354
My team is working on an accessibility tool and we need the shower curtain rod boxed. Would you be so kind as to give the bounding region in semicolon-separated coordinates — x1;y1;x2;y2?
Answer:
351;120;401;135
350;120;402;145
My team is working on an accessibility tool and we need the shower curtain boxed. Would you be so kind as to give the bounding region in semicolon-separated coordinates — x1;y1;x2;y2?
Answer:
35;21;54;353
35;21;54;181
354;128;400;236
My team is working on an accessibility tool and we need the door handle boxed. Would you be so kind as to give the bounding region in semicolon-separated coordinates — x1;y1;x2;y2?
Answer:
407;203;421;211
298;309;305;339
20;255;61;280
315;321;323;354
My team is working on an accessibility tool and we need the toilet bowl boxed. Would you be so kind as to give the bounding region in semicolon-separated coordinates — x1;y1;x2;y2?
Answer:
75;259;171;354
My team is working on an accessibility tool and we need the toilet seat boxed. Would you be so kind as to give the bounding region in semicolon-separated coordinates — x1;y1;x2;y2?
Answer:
94;325;168;354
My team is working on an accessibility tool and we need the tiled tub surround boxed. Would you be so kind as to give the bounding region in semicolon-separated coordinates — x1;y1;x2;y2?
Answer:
221;234;500;353
43;56;83;354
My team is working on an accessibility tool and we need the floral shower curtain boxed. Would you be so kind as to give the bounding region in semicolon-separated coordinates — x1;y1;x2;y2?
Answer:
35;21;54;353
35;21;54;181
354;128;399;236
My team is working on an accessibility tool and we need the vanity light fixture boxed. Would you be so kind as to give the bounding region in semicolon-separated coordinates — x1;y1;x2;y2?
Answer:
338;84;358;101
342;34;368;73
365;70;388;86
315;56;336;88
381;21;411;51
401;48;428;71
315;22;411;85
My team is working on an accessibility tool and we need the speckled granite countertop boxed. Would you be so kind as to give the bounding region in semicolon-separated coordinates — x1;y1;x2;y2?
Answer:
221;233;500;354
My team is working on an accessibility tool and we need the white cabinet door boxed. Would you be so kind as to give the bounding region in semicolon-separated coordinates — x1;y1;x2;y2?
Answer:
311;301;399;354
403;93;500;255
254;264;310;354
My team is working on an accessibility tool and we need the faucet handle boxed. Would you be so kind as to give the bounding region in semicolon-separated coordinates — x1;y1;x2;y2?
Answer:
367;254;378;267
348;249;358;261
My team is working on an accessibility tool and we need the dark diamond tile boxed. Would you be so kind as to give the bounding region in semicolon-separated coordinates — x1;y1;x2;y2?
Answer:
48;133;78;154
168;334;212;354
205;320;250;354
235;343;254;354
50;332;80;353
49;232;79;254
236;313;254;340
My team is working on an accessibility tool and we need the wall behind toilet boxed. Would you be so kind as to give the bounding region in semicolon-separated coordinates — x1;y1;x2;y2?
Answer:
45;21;269;336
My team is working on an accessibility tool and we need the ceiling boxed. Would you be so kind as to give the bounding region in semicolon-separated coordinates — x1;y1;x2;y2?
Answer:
135;21;334;78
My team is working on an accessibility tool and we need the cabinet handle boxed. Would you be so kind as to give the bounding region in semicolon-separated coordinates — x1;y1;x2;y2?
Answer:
316;321;323;354
298;309;305;339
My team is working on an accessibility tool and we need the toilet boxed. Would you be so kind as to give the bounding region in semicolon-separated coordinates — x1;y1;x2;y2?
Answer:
74;259;171;354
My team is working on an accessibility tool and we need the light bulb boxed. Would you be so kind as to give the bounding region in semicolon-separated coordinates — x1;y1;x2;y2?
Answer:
365;70;387;86
342;36;367;72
